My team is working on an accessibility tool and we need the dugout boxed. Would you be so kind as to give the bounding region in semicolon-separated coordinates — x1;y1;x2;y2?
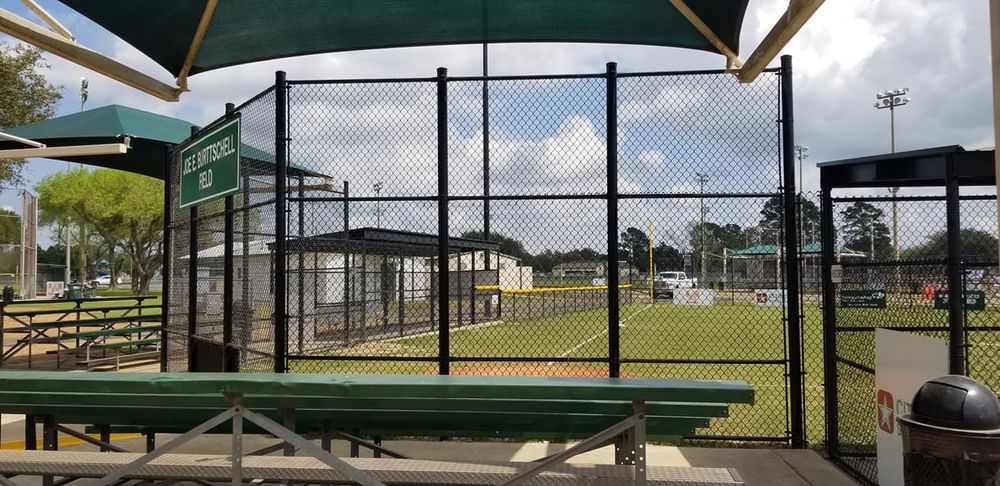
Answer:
818;145;998;483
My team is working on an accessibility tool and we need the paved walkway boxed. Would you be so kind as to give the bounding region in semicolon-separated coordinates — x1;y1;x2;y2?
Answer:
1;417;855;485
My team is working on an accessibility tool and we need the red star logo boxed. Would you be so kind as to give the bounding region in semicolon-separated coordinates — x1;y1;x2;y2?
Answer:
756;293;768;304
877;389;895;434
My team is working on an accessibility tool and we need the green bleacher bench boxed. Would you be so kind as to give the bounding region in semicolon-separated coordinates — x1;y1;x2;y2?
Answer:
62;324;161;340
84;337;161;371
3;304;160;319
1;314;161;368
0;372;753;485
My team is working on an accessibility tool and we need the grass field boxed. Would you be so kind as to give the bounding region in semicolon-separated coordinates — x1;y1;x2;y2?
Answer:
291;297;830;443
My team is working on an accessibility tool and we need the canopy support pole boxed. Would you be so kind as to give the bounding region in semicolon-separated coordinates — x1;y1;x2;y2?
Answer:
992;0;1000;265
0;131;45;148
737;0;824;83
667;0;743;69
18;0;73;40
0;143;128;161
0;8;182;101
177;0;219;91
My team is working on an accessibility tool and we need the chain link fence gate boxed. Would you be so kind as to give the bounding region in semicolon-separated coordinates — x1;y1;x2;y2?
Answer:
822;183;999;483
163;58;809;445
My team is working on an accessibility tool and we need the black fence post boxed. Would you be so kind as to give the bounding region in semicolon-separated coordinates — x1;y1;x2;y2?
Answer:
187;125;199;372
161;144;172;372
945;155;965;375
342;181;351;345
437;66;450;375
274;70;289;373
606;62;620;378
780;54;805;448
819;181;838;456
223;102;236;372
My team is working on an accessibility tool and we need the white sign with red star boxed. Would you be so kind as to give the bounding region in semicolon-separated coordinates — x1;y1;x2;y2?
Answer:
874;329;948;486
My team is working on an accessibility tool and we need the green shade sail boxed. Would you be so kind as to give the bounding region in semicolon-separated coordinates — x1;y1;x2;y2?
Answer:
59;0;749;77
1;104;194;179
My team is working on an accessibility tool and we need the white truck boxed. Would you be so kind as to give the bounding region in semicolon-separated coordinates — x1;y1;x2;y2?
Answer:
652;271;696;298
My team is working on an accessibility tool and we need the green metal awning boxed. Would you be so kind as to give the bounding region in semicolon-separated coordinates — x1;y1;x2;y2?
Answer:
0;104;193;179
0;104;329;180
729;243;866;258
60;0;749;78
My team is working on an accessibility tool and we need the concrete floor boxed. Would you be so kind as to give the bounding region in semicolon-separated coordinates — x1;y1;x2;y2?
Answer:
1;416;856;486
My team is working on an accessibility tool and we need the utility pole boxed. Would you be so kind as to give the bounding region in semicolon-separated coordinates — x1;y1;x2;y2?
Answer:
695;173;708;287
874;88;910;261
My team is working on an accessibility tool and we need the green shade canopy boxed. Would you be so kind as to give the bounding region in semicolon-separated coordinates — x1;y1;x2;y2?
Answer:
1;104;194;179
2;105;329;180
59;0;749;77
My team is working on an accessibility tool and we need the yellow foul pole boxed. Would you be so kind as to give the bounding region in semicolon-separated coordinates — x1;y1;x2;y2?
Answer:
648;219;654;304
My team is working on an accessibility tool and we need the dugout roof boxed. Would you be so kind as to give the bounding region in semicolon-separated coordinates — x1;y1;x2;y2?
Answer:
818;145;996;189
280;227;499;257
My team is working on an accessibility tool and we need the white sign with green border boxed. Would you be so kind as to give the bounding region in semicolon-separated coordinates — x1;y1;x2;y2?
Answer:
179;117;240;208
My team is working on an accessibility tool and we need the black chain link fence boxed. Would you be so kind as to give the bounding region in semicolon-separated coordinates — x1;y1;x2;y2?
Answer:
164;65;812;444
824;192;999;485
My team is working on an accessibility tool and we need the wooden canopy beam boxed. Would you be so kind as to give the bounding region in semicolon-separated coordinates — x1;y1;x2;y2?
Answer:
0;8;182;102
0;143;128;161
667;0;743;69
737;0;825;83
18;0;73;40
176;0;218;91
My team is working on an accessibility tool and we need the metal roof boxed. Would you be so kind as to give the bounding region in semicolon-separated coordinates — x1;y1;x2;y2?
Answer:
818;145;996;188
281;227;499;257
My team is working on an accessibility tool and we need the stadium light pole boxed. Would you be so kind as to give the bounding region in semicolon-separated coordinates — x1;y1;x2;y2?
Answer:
874;88;910;261
695;173;708;287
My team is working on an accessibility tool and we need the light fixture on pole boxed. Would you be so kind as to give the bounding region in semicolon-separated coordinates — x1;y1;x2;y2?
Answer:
373;181;384;228
794;145;808;242
874;88;910;262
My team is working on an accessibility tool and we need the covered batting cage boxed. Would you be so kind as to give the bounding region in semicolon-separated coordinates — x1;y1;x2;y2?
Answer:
162;57;812;446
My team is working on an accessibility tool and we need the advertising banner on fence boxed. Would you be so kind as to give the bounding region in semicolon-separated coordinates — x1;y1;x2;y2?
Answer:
45;281;63;297
672;289;715;306
875;329;948;486
839;289;886;308
754;289;785;307
933;290;986;310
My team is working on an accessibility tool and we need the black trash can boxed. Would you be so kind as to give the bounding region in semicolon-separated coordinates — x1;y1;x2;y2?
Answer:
899;375;1000;485
2;285;13;303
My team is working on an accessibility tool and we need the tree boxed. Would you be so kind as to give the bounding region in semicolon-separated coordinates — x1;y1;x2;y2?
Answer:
840;201;891;259
619;227;650;273
901;229;999;262
758;195;820;244
36;169;164;293
651;242;683;272
459;231;531;262
688;221;745;274
0;43;62;183
0;208;19;245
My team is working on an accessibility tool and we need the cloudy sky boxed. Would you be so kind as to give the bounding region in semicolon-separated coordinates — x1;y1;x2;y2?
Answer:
0;0;995;251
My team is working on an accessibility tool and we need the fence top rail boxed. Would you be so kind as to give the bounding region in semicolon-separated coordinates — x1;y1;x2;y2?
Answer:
285;66;781;85
0;295;157;308
0;371;753;405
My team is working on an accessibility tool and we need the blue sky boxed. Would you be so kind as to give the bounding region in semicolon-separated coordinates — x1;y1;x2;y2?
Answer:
1;0;996;251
